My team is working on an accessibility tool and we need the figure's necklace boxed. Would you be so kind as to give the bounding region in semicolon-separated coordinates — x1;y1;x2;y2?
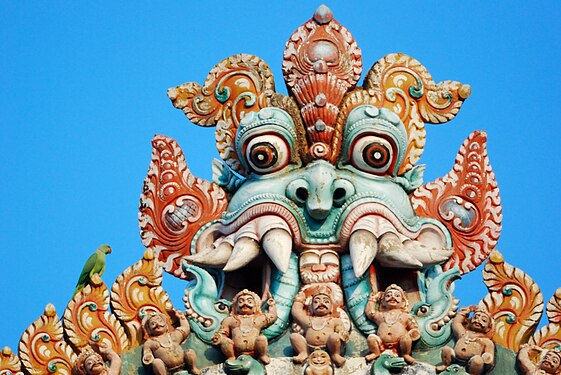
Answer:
238;315;255;336
382;311;401;327
463;333;478;343
310;317;328;331
157;333;173;348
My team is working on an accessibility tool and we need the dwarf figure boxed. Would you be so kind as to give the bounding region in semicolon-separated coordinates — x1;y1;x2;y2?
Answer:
142;310;201;375
365;284;420;364
518;344;561;375
436;305;495;375
305;350;333;375
290;285;349;367
73;345;121;375
212;289;277;364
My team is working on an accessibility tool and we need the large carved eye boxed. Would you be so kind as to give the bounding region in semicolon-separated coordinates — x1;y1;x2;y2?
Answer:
350;135;395;175
245;135;290;174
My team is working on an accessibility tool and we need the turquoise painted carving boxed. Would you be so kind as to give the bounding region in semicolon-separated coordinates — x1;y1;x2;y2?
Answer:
137;4;505;370
224;354;266;375
370;353;406;375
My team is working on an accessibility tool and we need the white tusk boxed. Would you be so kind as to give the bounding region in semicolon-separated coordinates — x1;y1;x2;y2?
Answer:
349;229;378;278
261;228;293;273
377;232;423;269
403;240;454;266
185;241;233;268
223;237;260;272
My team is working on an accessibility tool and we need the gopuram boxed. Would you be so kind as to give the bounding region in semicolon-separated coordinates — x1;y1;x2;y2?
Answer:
2;5;561;375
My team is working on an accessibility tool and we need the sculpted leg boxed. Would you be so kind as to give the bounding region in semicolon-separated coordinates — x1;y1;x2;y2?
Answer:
184;349;201;375
435;346;454;372
399;334;415;364
255;335;270;365
365;334;382;362
219;337;236;360
467;356;484;375
326;333;346;367
290;333;308;364
151;358;166;375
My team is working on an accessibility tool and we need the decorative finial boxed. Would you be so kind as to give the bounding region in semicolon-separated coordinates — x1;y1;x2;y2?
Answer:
313;5;333;24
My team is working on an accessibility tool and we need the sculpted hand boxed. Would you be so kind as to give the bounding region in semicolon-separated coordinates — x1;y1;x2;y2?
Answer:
459;307;471;316
143;352;154;365
174;309;186;320
482;352;493;364
211;333;222;345
267;293;276;306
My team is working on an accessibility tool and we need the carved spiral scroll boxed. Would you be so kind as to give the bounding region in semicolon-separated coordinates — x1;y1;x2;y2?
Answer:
110;249;173;348
481;250;544;351
18;304;76;375
139;135;228;278
363;53;471;174
63;274;129;354
530;287;561;350
168;54;276;174
1;347;23;375
411;131;502;274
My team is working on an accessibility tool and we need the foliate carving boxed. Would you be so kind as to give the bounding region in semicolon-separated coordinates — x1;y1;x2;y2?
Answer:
18;304;76;375
411;131;502;274
168;54;276;174
282;5;362;160
530;287;561;350
138;135;228;278
481;250;544;351
363;53;471;173
1;347;23;375
63;274;129;354
110;249;173;348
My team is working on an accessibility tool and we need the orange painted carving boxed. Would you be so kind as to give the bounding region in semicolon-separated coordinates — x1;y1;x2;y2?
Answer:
18;304;76;375
411;131;502;274
530;287;561;350
139;135;228;278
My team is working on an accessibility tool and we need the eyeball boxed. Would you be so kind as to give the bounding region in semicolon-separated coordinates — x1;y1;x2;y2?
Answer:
415;304;431;317
350;135;395;175
245;135;290;174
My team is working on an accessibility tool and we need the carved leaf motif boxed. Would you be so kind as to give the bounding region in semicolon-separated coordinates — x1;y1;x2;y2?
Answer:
529;287;561;350
63;275;129;354
411;131;502;274
480;250;544;351
364;53;471;174
168;54;276;174
1;347;23;375
110;249;173;348
18;304;76;375
138;135;228;279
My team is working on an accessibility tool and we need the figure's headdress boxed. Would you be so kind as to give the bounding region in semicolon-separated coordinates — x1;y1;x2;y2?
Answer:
141;311;168;336
73;347;101;375
382;284;408;310
232;289;261;315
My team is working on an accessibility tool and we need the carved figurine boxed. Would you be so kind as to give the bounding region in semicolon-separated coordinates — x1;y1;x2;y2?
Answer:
517;344;561;375
212;289;277;364
142;310;201;375
436;305;495;375
365;284;420;364
73;345;121;375
305;350;333;375
290;285;349;367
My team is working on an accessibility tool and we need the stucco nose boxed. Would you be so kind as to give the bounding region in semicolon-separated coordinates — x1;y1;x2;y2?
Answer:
286;162;354;221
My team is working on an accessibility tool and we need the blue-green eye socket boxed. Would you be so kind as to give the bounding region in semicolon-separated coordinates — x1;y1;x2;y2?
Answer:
245;135;290;174
350;135;395;175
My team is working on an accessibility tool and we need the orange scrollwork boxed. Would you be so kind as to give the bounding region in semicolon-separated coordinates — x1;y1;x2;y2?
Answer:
110;249;173;348
63;274;129;354
529;287;561;350
480;250;544;351
168;54;276;174
411;131;502;274
1;347;23;375
18;304;76;375
138;135;228;278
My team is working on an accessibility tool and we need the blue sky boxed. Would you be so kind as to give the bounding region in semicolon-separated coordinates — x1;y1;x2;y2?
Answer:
2;2;560;351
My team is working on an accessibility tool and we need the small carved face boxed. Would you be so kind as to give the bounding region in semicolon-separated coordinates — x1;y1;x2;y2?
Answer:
84;354;105;375
236;294;256;315
382;288;404;309
147;314;168;336
540;351;561;374
309;350;330;366
311;294;332;316
469;311;491;333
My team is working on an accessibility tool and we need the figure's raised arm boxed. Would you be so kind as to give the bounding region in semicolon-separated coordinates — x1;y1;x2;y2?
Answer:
452;306;471;337
291;291;309;326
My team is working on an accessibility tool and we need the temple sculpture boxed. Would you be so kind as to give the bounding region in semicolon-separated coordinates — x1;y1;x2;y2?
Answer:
2;4;561;375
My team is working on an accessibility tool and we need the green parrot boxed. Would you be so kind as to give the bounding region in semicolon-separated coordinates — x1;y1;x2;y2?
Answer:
73;244;112;296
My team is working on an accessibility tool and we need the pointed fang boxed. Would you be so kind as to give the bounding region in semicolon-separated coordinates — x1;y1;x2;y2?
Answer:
184;242;232;268
349;229;377;278
223;237;260;272
262;228;293;273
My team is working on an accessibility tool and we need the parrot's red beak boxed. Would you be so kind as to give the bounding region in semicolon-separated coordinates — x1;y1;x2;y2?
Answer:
108;247;112;254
